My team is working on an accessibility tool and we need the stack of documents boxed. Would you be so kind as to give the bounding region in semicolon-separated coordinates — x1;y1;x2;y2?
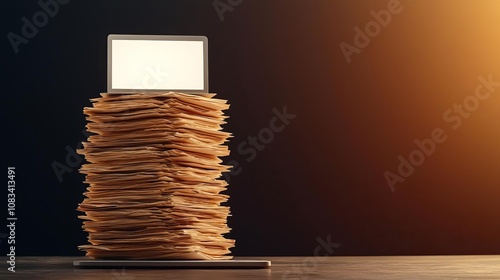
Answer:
77;92;234;260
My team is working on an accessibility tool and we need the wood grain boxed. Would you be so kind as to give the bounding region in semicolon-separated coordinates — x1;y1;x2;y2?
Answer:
2;255;500;279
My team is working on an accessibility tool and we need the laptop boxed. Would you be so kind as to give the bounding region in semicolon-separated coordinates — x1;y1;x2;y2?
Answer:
73;259;271;269
74;34;270;269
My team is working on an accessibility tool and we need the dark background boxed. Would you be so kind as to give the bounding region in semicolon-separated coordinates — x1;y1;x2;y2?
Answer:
2;0;500;256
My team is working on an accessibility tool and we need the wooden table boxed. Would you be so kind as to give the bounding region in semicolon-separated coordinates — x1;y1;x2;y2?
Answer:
2;255;500;279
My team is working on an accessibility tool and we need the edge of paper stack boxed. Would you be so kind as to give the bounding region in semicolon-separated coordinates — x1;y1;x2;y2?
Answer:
77;92;235;260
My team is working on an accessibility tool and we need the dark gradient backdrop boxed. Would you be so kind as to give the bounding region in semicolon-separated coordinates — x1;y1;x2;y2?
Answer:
2;0;500;256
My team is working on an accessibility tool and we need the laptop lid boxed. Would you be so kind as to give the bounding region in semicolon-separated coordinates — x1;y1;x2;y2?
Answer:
107;34;208;93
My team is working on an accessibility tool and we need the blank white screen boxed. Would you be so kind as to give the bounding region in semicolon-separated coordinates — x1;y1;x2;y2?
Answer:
111;40;204;90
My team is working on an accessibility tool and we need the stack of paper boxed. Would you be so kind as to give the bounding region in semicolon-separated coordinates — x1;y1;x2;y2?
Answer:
77;92;234;260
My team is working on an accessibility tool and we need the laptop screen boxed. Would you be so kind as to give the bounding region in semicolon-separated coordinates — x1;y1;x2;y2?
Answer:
107;35;208;93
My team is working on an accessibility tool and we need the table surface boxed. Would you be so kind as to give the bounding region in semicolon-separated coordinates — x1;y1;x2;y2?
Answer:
2;255;500;280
